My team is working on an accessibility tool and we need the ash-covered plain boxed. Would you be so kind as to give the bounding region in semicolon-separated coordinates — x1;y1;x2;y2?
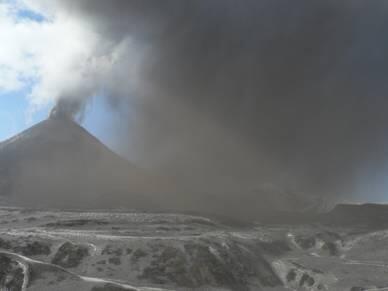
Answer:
0;204;388;290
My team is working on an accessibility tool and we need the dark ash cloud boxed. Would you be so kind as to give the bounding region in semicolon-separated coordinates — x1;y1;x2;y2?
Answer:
49;1;388;211
50;97;86;121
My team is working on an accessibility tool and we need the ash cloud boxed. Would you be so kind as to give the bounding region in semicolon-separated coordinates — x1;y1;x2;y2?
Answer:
50;98;86;121
40;1;388;207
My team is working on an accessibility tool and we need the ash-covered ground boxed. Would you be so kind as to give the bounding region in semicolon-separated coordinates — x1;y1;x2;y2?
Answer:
0;204;387;291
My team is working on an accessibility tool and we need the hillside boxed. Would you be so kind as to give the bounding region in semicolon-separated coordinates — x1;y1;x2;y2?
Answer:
0;114;172;209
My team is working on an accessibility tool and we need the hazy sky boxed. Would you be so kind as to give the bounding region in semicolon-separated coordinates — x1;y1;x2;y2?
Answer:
2;0;388;205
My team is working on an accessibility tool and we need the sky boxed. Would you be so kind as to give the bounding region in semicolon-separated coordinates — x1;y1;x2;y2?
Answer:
0;1;116;147
0;2;44;141
3;0;388;208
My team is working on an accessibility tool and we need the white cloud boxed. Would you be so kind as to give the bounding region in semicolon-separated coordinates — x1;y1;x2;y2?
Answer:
0;1;99;109
0;0;146;123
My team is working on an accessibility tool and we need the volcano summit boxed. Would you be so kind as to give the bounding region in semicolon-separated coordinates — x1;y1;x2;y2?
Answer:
0;114;170;209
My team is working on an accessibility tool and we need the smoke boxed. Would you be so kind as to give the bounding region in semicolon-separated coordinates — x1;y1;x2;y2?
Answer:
15;0;388;207
49;98;85;121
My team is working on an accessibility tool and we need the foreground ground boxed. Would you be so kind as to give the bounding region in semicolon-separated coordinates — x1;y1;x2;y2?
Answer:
0;206;387;290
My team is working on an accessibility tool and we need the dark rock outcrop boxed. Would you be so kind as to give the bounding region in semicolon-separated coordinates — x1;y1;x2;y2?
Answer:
52;242;89;268
138;239;281;290
0;238;51;257
0;254;24;291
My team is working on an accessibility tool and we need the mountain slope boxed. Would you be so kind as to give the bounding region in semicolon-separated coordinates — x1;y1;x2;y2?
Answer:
0;114;318;218
0;115;173;209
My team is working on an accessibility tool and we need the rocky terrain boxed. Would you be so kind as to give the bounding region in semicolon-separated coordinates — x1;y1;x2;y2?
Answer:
0;205;386;290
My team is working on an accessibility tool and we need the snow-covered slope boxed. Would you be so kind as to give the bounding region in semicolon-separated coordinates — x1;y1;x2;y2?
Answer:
0;250;170;291
1;206;388;290
0;208;287;291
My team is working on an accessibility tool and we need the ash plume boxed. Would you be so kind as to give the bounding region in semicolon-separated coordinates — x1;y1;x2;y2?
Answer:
27;0;388;210
49;98;86;121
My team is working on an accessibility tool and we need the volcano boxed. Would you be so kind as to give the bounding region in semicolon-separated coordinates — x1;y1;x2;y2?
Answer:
0;114;173;209
0;113;319;217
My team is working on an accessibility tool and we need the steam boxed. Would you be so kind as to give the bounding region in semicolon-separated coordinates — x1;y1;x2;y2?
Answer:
6;0;388;207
